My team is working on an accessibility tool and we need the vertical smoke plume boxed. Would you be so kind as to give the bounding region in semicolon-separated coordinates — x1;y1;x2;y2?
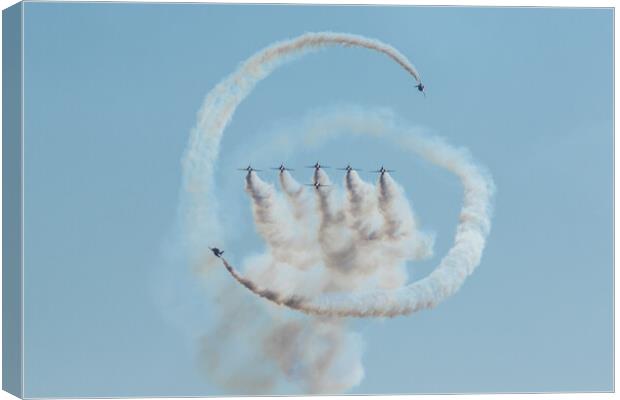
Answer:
342;170;408;289
279;170;311;222
377;173;435;261
246;171;321;272
311;169;357;279
344;170;383;241
244;171;297;256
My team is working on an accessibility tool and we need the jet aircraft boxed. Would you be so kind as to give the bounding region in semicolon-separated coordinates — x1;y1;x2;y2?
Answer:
372;166;395;176
237;165;261;173
271;163;294;172
306;162;330;171
209;247;224;258
416;82;426;97
305;182;330;189
337;164;361;172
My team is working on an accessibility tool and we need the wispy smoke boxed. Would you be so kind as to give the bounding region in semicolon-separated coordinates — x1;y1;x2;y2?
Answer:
175;31;492;394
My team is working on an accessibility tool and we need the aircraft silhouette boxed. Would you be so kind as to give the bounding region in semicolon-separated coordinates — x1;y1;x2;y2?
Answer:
337;164;362;173
271;163;294;172
305;162;330;170
237;164;261;173
304;182;330;189
209;247;224;258
416;82;426;97
371;166;395;176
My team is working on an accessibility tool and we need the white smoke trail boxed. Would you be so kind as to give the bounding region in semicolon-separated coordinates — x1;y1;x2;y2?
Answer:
182;32;422;266
244;172;298;255
245;171;320;270
221;115;494;317
344;170;383;241
177;31;489;393
279;170;312;222
376;172;435;261
342;170;412;290
310;170;358;279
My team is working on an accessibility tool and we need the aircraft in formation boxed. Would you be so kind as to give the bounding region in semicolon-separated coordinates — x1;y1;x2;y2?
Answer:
306;162;330;171
239;163;394;176
216;163;396;258
337;164;361;172
371;166;395;176
304;182;330;190
271;163;294;172
237;164;261;173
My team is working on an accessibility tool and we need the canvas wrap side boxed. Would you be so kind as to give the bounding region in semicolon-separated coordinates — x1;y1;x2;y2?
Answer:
3;2;23;398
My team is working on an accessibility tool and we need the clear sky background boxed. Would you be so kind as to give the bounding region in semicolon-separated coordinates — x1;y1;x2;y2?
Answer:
23;3;612;397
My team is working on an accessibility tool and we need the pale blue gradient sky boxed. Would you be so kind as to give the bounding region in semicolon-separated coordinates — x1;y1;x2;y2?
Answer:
23;3;612;397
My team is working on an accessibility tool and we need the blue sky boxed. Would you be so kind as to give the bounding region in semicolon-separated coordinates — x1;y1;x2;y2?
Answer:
22;3;612;397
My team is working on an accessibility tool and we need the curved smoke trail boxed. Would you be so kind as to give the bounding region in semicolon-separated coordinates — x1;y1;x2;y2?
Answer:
180;31;492;392
220;117;494;317
182;31;492;316
182;32;422;264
